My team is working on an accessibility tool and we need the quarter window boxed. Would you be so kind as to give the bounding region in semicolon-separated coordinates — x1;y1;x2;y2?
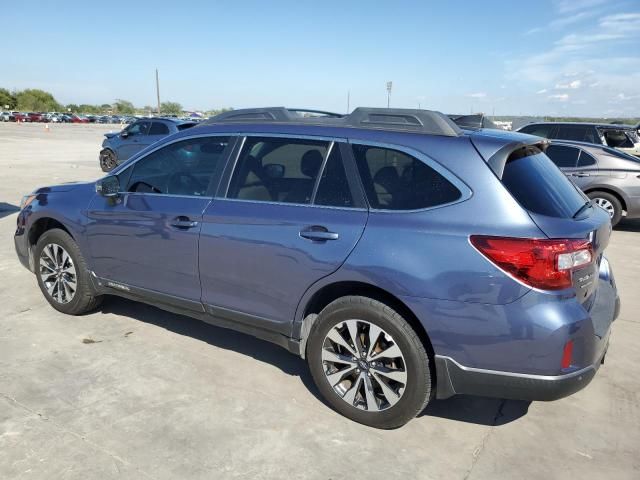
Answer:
545;145;579;168
227;137;329;204
352;145;461;210
127;136;230;196
577;150;597;167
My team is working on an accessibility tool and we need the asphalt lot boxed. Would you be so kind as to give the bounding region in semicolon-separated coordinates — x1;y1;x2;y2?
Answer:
0;123;639;480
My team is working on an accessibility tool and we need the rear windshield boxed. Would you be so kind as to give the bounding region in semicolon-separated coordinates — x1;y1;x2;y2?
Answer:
501;146;586;218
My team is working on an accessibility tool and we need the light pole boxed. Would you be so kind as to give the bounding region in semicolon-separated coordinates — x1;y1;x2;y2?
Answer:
386;81;392;108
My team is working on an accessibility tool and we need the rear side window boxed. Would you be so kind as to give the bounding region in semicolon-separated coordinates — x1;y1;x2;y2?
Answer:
554;125;597;143
149;122;170;135
352;145;461;210
545;145;579;168
520;124;554;138
315;145;354;208
227;137;329;204
501;146;586;218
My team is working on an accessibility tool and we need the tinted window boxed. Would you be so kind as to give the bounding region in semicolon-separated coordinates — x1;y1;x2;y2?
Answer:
352;145;461;210
227;137;328;204
127;136;230;196
545;145;579;168
554;125;597;143
603;130;634;148
520;124;553;138
315;145;354;208
126;121;150;136
577;150;597;167
177;123;196;131
149;122;170;135
501;146;586;218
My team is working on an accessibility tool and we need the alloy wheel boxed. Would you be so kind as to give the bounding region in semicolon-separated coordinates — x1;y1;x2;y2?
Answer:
321;319;407;412
39;243;77;304
100;151;117;171
593;197;615;218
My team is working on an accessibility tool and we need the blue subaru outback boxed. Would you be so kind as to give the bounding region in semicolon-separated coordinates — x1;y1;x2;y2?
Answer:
15;107;619;428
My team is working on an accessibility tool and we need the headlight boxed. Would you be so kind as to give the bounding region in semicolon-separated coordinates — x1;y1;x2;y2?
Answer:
20;194;36;209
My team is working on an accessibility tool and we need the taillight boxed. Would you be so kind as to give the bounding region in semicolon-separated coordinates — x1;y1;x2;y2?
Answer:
561;340;574;369
470;235;593;290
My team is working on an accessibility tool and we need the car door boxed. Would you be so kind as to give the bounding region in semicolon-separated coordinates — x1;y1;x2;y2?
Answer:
199;136;368;336
86;134;234;306
117;120;151;161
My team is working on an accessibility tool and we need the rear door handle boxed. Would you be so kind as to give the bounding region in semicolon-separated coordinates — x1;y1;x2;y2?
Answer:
573;172;590;177
170;216;199;229
300;226;339;241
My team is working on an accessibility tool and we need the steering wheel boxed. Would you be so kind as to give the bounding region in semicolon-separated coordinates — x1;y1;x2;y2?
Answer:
129;181;162;194
167;172;204;195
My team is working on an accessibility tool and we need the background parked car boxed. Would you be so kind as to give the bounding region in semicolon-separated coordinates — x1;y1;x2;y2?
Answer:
13;112;31;122
545;140;640;226
99;117;196;171
0;111;14;122
518;122;640;157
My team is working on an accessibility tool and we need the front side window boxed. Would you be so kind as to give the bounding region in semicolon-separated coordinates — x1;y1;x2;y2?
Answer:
352;145;461;210
127;136;230;196
126;121;150;137
227;137;329;204
545;145;579;168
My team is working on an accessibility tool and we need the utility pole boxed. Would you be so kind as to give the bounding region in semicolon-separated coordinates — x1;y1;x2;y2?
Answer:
155;68;161;115
386;81;392;108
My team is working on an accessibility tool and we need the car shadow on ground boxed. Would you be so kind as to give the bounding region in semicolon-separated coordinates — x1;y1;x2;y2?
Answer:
99;296;529;427
0;202;19;219
616;218;640;232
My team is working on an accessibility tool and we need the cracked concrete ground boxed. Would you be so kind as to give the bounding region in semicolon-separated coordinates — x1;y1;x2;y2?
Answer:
1;123;639;479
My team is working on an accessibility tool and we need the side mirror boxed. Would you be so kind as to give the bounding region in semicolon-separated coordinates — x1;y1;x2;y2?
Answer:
264;163;285;179
96;176;120;197
121;131;129;138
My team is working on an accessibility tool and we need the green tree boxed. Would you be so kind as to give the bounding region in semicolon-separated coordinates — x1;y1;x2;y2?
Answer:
15;89;61;112
79;104;99;114
161;101;183;115
0;88;17;109
114;99;135;114
100;103;112;113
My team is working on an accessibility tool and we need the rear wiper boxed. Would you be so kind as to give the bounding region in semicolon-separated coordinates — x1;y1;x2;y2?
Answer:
573;199;593;219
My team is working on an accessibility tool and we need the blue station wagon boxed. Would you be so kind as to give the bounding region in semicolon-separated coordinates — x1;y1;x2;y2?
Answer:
15;107;619;428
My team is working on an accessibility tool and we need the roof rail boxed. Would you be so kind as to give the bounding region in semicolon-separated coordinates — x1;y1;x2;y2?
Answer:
204;107;462;137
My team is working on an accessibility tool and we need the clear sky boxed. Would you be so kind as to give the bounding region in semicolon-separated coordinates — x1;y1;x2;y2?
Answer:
2;0;639;116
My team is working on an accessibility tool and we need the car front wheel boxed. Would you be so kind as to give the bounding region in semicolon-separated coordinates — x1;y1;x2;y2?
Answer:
99;149;118;172
307;296;432;429
35;229;103;315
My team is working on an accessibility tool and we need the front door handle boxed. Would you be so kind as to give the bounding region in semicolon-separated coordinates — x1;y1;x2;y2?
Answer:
573;172;590;177
300;226;339;241
170;216;199;229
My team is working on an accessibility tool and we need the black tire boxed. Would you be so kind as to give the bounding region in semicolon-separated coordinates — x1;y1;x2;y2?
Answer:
587;191;623;227
99;149;118;172
34;228;103;315
307;296;432;429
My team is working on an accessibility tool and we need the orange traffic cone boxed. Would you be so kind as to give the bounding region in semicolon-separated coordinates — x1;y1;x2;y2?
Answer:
45;124;50;133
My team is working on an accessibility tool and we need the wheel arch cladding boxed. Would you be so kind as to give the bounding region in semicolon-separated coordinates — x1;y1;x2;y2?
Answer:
29;217;74;247
298;281;437;388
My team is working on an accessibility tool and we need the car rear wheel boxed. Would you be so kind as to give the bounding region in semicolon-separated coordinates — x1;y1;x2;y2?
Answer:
306;296;432;429
35;229;103;315
588;191;622;227
99;149;118;172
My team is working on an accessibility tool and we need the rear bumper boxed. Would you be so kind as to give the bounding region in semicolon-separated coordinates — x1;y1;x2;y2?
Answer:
429;257;619;401
434;351;604;401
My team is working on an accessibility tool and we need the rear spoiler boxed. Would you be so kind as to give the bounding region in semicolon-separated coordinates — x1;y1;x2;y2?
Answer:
470;131;549;178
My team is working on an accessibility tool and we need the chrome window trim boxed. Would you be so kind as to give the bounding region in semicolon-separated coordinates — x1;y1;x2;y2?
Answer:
348;138;473;214
211;197;367;212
